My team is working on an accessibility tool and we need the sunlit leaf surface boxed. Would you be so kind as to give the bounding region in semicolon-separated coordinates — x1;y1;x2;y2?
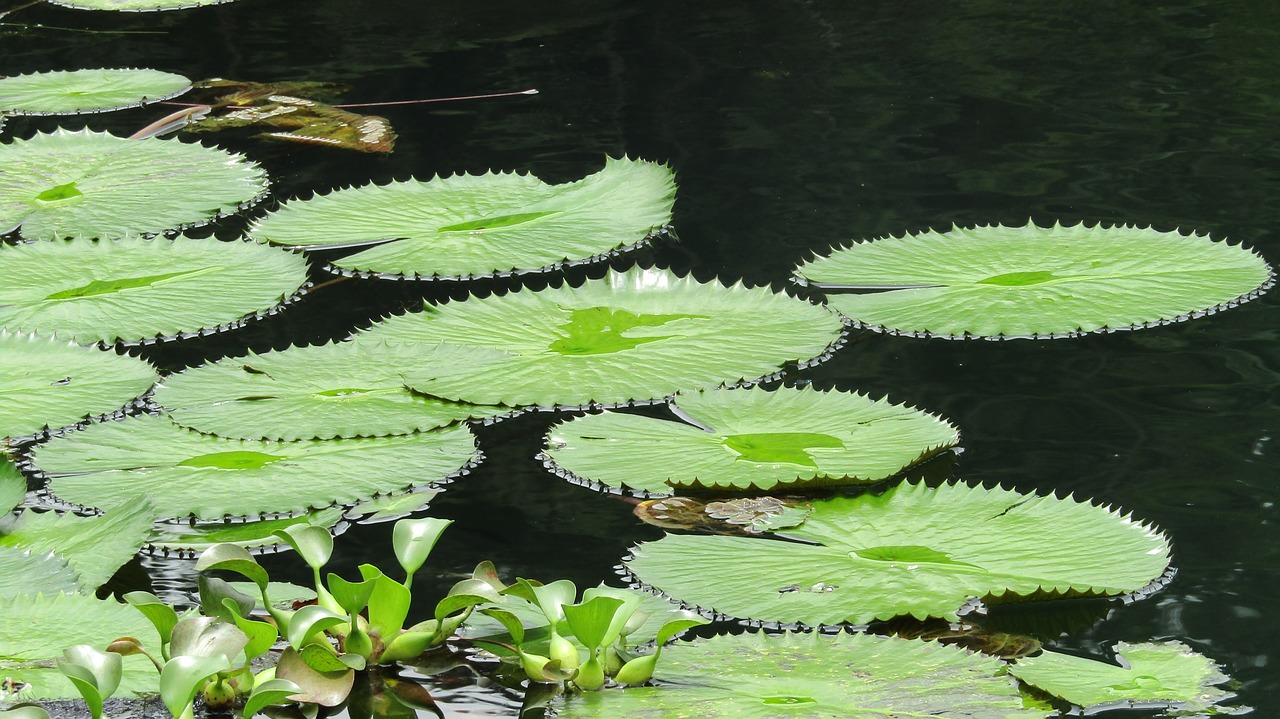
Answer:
0;498;154;590
146;507;345;554
0;546;80;600
0;68;190;115
45;0;237;10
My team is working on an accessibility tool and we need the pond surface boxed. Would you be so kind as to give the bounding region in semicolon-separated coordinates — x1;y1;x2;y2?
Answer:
7;0;1280;715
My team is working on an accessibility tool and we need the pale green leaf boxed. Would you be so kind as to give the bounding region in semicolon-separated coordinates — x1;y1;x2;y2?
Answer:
46;0;237;9
0;497;154;590
0;68;190;115
0;547;80;599
0;457;26;515
146;507;344;554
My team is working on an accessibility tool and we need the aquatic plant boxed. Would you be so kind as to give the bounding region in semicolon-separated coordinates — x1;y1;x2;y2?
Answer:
0;68;190;115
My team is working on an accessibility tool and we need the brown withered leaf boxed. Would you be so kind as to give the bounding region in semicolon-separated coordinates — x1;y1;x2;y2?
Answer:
634;495;811;536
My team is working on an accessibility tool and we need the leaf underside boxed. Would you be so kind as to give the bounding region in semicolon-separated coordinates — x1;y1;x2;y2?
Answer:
0;68;191;115
795;222;1273;338
625;481;1172;626
145;507;345;554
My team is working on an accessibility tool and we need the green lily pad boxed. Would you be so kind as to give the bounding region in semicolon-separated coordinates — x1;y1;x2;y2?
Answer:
0;331;156;441
249;156;674;279
0;546;80;599
346;487;443;523
0;592;160;699
31;414;477;520
543;386;958;494
145;507;346;555
153;340;497;440
0;68;190;115
794;222;1274;338
45;0;237;10
0;498;154;591
625;481;1172;626
555;631;1052;719
0;236;309;346
360;267;846;408
0;128;268;241
0;458;25;514
1009;641;1236;714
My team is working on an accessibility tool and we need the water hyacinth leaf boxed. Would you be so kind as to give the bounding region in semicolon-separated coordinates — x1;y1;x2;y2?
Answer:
273;522;335;570
0;332;156;442
364;267;845;408
1;458;25;514
0;129;267;241
0;592;159;699
123;591;178;646
153;341;493;440
250;156;674;279
0;707;51;719
33;415;477;520
168;615;248;661
393;516;452;580
274;646;354;707
1008;641;1235;713
160;654;229;719
546;386;958;494
795;222;1273;338
626;481;1171;627
226;581;317;610
57;644;122;719
0;68;190;115
146;507;344;554
555;631;1051;719
0;237;308;346
45;0;238;11
242;678;303;719
0;546;80;599
0;497;154;590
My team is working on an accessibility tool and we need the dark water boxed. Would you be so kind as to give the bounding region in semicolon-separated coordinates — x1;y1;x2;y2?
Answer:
8;0;1280;715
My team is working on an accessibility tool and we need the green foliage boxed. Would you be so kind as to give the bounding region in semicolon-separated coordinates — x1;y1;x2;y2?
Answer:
55;645;120;719
0;68;191;115
0;497;154;591
46;0;238;9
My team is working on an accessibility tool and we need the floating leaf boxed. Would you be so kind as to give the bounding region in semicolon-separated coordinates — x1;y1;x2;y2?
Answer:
0;546;80;599
146;507;344;555
0;497;154;590
250;156;674;279
0;68;190;115
0;592;159;699
361;267;845;408
153;341;495;440
544;386;957;494
0;129;267;241
32;415;477;520
1009;641;1236;714
0;236;309;346
1;457;27;514
45;0;238;10
555;631;1051;719
0;332;156;442
795;222;1273;338
633;495;812;536
625;481;1171;626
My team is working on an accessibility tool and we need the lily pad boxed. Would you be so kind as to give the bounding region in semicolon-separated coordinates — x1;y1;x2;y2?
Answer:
0;458;25;513
625;481;1171;626
360;267;846;408
0;128;268;241
0;331;156;442
152;340;497;440
145;507;346;555
1009;641;1236;714
555;631;1051;719
0;68;190;115
45;0;237;10
249;156;675;279
0;592;159;699
30;414;477;520
0;498;154;590
794;222;1274;338
0;236;309;346
544;386;958;494
0;546;80;599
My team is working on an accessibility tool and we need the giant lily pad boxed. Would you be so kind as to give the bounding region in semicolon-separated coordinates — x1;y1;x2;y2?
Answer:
249;156;674;279
0;592;159;699
794;222;1273;338
45;0;237;10
152;340;497;440
0;236;309;346
145;507;345;555
1009;641;1236;714
359;267;846;408
625;481;1171;626
0;546;80;599
0;331;156;442
544;386;958;494
555;631;1051;719
0;69;190;115
30;415;477;520
0;498;154;590
0;458;25;513
0;128;268;241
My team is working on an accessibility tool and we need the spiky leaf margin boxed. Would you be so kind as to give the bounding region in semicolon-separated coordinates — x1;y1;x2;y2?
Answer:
44;0;237;11
360;266;846;408
0;498;154;590
625;481;1172;627
30;415;478;520
543;385;958;495
0;68;191;115
555;631;1051;719
0;236;309;346
250;156;675;280
0;457;24;513
152;340;499;440
0;128;268;241
795;222;1273;339
0;547;80;599
0;331;156;442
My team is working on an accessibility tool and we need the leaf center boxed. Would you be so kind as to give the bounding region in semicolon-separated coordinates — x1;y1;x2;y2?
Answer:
761;696;817;705
852;545;982;570
437;211;561;233
43;268;219;301
975;270;1059;286
548;306;705;355
34;182;84;205
177;451;286;470
721;432;844;468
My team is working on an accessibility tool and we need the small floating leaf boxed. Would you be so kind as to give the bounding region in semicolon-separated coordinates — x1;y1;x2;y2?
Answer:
0;69;190;115
0;331;156;442
0;236;308;345
0;128;268;241
31;415;477;520
554;631;1051;719
545;386;957;493
363;267;845;408
1009;641;1236;714
625;481;1171;626
250;156;674;279
795;222;1273;338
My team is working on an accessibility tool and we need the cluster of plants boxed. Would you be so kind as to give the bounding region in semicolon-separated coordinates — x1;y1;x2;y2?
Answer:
1;1;1275;718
